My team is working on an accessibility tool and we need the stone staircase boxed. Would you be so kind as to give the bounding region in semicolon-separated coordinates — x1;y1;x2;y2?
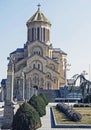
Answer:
38;89;60;102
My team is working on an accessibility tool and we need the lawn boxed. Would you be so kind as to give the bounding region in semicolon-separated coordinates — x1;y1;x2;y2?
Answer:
52;106;91;125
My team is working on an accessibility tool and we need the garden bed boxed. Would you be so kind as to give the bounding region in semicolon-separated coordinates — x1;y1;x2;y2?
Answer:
52;106;91;126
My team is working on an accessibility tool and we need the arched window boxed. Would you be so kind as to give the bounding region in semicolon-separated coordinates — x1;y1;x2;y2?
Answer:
37;61;43;70
46;72;51;79
32;46;43;56
54;78;56;84
33;64;35;68
53;77;58;84
47;82;51;89
32;74;39;85
32;60;43;71
38;64;40;70
39;51;40;55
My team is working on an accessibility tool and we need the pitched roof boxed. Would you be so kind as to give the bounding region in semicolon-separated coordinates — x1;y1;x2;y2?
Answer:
27;8;51;25
10;48;24;54
53;48;67;55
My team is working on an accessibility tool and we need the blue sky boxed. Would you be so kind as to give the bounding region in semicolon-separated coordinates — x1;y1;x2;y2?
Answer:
0;0;91;82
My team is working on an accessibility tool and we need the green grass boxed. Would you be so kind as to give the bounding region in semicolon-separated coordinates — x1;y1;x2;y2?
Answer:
52;106;91;125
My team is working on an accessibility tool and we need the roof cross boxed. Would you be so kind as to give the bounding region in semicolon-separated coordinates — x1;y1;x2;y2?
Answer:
37;3;41;10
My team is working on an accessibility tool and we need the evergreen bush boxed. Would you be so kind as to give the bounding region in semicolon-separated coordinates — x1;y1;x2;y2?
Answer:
39;93;49;105
12;102;41;130
29;95;46;117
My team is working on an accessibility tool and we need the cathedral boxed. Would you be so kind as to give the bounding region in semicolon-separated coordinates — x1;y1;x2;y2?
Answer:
6;6;67;101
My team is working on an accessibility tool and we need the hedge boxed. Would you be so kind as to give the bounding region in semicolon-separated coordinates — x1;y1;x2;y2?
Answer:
56;103;82;122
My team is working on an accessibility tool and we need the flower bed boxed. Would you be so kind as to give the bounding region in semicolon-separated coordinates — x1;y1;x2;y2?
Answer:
56;103;82;122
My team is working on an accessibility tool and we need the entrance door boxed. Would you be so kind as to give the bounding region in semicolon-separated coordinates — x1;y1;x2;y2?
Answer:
33;86;38;90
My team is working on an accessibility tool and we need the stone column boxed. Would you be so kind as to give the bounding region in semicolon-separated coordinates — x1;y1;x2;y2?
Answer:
23;77;25;100
11;63;14;102
22;72;25;101
2;59;15;129
29;78;31;99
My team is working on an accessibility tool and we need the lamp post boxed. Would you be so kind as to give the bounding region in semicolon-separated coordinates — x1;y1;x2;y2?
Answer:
64;59;71;85
81;70;88;103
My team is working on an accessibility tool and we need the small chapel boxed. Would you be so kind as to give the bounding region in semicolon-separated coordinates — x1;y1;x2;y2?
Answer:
5;5;67;101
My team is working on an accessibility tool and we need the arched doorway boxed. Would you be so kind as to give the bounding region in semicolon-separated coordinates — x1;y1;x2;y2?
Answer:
47;82;51;90
33;85;38;90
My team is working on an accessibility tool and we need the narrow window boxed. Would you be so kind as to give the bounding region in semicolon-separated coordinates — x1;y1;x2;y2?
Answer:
43;28;45;42
28;29;32;41
35;28;36;40
34;76;37;83
48;29;49;41
27;29;30;41
39;51;40;55
38;64;40;70
41;28;42;41
37;27;40;40
54;79;56;84
32;28;34;41
33;64;35;68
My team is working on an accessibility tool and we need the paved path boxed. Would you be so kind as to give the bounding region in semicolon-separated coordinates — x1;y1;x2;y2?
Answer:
38;103;90;130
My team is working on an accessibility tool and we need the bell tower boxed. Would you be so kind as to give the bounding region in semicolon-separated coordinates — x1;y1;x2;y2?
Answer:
26;4;51;45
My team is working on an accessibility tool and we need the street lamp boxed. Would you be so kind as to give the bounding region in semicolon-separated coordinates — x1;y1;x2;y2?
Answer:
64;59;71;85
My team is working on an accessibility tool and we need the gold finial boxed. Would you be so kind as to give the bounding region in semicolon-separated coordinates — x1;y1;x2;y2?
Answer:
37;3;41;10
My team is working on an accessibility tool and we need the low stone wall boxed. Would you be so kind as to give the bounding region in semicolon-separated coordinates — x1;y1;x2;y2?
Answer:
38;89;60;102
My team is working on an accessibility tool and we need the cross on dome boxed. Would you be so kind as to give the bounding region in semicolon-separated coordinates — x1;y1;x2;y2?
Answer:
37;3;41;10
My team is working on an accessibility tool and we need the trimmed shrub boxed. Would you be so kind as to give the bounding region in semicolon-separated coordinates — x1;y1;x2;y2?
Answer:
79;103;84;107
56;103;82;122
29;95;46;117
74;103;91;107
12;102;41;130
39;93;49;105
74;104;79;107
84;103;91;107
74;103;84;107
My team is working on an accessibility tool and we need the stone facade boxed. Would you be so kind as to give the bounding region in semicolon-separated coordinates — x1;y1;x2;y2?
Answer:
6;7;67;101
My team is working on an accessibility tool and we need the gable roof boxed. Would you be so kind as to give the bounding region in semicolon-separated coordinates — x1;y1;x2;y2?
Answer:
53;48;67;55
10;48;24;55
